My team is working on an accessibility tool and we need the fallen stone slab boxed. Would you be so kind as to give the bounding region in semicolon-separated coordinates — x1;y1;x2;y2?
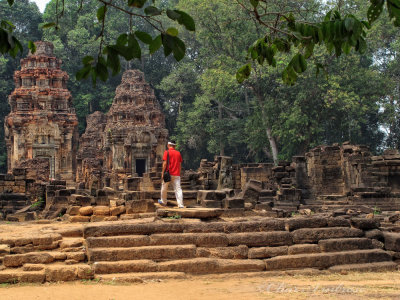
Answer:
318;238;373;252
88;245;197;262
291;227;363;244
264;249;392;270
228;232;292;247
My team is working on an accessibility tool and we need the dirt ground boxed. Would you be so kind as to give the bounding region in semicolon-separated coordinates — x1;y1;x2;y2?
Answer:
1;271;399;300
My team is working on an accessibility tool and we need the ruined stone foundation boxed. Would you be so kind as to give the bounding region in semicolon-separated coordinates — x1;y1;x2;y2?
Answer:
4;41;78;181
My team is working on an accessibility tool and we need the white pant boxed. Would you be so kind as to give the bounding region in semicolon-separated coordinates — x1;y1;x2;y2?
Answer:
161;175;184;207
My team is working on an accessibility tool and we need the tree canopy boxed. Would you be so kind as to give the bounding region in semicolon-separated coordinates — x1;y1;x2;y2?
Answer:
0;0;399;170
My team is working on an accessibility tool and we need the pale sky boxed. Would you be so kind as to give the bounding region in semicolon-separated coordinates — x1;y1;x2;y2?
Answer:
32;0;51;13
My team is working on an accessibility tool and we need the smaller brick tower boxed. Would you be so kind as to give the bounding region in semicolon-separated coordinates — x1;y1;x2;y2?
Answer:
5;41;78;181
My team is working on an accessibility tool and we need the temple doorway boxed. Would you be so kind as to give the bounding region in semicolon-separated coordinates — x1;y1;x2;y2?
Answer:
135;159;146;177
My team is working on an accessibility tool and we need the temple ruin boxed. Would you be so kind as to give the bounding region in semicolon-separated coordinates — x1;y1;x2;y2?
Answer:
0;41;400;284
76;69;168;189
4;41;78;182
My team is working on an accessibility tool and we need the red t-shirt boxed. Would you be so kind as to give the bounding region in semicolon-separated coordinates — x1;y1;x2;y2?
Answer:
163;148;182;176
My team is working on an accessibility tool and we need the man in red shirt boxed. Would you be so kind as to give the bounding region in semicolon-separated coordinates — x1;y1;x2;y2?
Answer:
158;140;184;208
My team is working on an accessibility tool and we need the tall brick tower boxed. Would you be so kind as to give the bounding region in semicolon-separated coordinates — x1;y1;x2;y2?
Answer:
5;41;78;181
103;69;168;177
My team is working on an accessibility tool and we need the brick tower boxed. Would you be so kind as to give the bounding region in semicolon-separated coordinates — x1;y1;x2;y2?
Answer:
5;41;78;181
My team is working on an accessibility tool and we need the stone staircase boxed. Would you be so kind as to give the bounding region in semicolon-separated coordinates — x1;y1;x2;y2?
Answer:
0;216;398;283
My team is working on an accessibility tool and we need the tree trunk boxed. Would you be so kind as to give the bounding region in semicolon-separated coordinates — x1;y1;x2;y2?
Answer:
252;88;279;165
218;101;225;156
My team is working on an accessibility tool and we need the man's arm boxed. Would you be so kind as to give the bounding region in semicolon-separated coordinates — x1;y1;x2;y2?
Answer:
161;160;167;179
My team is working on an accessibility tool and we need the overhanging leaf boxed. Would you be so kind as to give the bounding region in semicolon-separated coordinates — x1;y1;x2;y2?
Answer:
166;27;179;36
28;40;36;54
236;63;251;83
135;31;152;44
144;6;161;16
149;35;162;54
367;1;384;24
127;0;147;8
97;5;107;22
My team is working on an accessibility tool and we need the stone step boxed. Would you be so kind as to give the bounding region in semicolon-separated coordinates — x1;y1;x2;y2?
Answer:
83;219;286;237
318;238;373;252
95;271;186;283
88;244;197;262
158;258;265;274
86;235;151;248
3;251;68;267
328;261;398;272
264;249;392;270
93;258;265;274
0;264;93;283
86;233;229;248
0;269;45;283
156;208;223;219
291;227;364;243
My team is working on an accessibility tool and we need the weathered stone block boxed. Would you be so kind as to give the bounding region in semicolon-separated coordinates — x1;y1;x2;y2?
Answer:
69;216;90;223
285;217;327;231
223;198;244;209
66;206;81;216
79;206;93;216
228;232;292;247
291;227;364;244
248;246;288;259
350;218;380;230
383;232;400;251
110;206;126;216
92;206;110;216
196;245;248;259
319;238;373;252
126;200;155;213
90;215;107;222
288;244;320;255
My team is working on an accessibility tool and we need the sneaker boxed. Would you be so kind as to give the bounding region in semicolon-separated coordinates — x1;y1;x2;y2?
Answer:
178;205;185;209
158;199;167;207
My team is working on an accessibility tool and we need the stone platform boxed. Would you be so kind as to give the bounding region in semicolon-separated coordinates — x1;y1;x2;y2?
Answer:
0;215;399;284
